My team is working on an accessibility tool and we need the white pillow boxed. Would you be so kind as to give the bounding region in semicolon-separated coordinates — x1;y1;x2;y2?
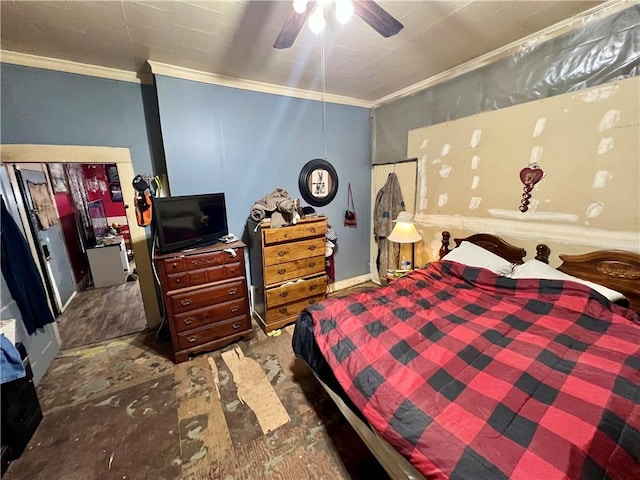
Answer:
442;241;515;276
510;260;626;303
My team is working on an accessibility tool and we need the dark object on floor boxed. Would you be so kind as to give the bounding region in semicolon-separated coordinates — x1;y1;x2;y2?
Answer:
155;320;171;340
1;343;43;476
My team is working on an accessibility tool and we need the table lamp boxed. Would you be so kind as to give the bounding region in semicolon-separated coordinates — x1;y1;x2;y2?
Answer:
387;212;422;270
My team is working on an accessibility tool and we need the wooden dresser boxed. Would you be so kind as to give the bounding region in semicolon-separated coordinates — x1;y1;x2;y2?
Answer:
248;216;328;334
154;241;253;363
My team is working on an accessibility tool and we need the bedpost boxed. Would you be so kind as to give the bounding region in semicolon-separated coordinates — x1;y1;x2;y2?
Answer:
535;244;550;264
439;231;451;259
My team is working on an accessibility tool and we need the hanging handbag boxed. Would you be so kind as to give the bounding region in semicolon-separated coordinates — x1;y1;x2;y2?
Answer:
344;183;357;228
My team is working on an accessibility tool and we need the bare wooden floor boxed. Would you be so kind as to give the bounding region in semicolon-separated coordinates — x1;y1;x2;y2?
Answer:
55;276;147;350
5;315;388;479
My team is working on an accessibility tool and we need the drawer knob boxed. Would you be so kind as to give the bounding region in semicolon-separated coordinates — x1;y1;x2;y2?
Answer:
310;284;318;291
187;335;198;343
278;307;288;314
283;233;289;238
279;291;288;298
175;278;181;284
277;268;286;275
308;262;316;268
310;228;316;233
233;323;241;330
277;250;287;257
308;245;316;251
181;299;191;306
171;262;179;269
228;288;237;295
184;317;194;325
231;306;239;313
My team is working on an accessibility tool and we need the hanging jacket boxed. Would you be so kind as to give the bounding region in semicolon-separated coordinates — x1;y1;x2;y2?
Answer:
373;173;406;281
1;197;55;334
374;173;405;240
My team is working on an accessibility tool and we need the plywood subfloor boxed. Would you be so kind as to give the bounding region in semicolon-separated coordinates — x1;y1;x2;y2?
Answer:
4;311;388;480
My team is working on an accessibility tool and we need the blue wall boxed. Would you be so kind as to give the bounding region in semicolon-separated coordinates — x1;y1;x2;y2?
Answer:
155;75;372;281
1;64;162;177
1;64;373;284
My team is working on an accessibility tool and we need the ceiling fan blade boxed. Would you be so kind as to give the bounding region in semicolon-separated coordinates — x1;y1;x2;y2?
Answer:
353;0;403;38
274;2;316;49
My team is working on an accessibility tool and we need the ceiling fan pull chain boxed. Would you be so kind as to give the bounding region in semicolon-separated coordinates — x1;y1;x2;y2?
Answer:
321;30;327;161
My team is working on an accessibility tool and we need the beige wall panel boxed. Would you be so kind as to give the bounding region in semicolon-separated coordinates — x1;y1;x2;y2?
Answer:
408;77;639;267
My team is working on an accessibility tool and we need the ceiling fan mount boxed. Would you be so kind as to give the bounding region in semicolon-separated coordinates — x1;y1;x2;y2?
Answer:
274;0;404;49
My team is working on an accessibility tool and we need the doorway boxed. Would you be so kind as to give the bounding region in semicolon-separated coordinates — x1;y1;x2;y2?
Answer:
13;164;76;313
6;161;146;348
1;145;161;349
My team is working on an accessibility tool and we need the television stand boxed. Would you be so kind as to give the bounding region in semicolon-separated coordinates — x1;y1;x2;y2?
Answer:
153;241;253;363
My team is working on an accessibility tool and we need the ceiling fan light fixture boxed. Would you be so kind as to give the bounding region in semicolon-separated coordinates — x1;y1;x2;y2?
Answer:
335;0;354;24
309;5;326;34
292;0;309;14
276;0;403;49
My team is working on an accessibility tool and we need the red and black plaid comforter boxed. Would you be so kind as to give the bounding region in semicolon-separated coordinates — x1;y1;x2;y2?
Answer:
306;261;640;479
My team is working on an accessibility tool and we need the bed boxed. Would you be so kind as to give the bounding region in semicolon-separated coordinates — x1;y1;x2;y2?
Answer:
292;232;640;480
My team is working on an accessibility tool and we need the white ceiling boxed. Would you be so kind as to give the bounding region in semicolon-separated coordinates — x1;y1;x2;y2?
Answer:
1;1;605;102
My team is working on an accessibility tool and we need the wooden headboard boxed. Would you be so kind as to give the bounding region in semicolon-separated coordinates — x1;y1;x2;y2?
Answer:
558;250;640;314
437;231;639;314
438;231;550;264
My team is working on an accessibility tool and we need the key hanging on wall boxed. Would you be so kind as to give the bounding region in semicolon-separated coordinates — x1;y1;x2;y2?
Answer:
518;163;544;213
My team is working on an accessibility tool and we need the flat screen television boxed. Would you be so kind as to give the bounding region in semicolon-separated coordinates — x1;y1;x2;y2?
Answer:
153;193;228;254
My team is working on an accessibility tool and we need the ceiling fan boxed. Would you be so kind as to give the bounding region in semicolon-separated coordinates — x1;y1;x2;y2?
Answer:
274;0;404;49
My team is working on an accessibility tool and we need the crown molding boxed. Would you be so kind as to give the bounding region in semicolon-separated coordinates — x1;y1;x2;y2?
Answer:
372;0;635;107
0;50;152;84
147;61;373;108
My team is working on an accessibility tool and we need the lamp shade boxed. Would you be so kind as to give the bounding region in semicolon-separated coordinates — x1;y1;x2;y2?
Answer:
387;218;422;244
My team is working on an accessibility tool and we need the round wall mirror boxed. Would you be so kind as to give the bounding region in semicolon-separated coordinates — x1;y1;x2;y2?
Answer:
298;159;339;207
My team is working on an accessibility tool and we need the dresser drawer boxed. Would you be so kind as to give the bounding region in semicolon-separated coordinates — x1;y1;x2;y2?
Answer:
169;279;246;314
160;250;227;275
265;295;325;324
263;237;325;266
175;315;251;350
262;220;326;245
173;298;248;333
183;251;225;270
225;261;243;278
264;255;325;286
165;265;223;290
266;275;327;308
162;257;185;274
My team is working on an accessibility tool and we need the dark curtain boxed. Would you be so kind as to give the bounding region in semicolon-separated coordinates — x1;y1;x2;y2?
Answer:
1;196;55;334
